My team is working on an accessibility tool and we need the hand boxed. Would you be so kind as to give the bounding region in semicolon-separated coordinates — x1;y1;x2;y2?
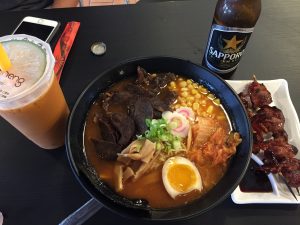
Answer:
52;0;79;8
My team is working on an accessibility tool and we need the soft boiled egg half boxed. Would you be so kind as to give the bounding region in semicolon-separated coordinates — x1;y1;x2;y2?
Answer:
162;156;203;199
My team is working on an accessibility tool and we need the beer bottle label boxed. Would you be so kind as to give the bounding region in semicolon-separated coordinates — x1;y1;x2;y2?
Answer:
205;24;254;74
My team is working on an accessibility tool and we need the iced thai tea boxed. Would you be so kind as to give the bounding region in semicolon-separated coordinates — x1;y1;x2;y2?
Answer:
0;35;69;149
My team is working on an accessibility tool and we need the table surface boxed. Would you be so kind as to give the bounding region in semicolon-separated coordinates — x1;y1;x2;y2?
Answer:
0;0;299;224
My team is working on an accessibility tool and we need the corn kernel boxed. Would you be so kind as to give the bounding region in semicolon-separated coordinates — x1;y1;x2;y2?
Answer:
174;104;180;109
181;92;188;97
197;108;202;115
193;83;199;89
202;112;208;117
170;81;176;88
178;97;186;103
187;84;194;90
193;102;200;110
187;102;192;107
213;98;221;106
199;87;208;94
187;96;195;102
191;89;198;95
217;115;226;120
207;94;215;100
187;79;192;84
206;105;214;114
179;81;187;88
201;100;206;105
181;87;188;92
195;93;201;99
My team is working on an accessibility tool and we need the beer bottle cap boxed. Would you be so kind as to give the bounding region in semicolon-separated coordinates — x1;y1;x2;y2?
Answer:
91;42;106;56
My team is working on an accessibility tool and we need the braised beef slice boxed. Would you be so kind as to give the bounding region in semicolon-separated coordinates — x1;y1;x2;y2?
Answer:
91;67;177;162
150;72;176;89
137;66;150;86
110;91;134;104
125;83;156;98
97;118;118;143
110;112;135;147
101;92;114;112
132;97;153;134
150;98;169;113
164;90;177;105
91;138;122;160
136;67;176;95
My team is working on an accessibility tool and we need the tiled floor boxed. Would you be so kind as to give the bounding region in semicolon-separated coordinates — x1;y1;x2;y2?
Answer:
82;0;139;6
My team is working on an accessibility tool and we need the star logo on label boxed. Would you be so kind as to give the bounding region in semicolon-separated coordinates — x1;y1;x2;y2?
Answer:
223;35;243;50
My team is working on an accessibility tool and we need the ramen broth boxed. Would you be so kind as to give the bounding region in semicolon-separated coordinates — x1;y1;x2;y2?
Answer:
84;75;233;208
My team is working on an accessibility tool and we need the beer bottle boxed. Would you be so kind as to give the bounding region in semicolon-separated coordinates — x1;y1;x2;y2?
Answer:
203;0;261;77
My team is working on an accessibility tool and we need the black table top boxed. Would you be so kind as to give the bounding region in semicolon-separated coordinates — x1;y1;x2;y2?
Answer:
0;0;299;224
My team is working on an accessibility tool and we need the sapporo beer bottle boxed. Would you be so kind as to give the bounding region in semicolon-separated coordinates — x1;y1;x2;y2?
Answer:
203;0;261;77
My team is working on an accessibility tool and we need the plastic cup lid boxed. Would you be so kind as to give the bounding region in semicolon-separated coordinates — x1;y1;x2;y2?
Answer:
0;34;54;103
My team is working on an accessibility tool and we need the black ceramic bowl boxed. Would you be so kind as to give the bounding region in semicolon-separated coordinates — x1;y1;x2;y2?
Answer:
66;57;252;221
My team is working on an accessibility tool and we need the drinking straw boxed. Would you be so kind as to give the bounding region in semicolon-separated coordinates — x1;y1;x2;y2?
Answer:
0;43;11;72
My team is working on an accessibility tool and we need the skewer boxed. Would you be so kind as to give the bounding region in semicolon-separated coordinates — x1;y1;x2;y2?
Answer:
279;173;298;201
269;153;298;201
296;187;300;196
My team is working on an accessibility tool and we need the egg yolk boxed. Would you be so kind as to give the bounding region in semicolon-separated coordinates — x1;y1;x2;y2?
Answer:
167;164;197;192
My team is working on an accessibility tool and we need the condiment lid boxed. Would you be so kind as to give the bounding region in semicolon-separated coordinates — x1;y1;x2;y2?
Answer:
90;42;106;56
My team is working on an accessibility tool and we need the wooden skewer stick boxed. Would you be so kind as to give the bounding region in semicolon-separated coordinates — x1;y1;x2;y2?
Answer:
279;173;298;201
296;187;300;196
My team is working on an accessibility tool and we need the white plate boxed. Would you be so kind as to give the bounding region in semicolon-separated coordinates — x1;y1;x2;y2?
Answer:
226;79;300;204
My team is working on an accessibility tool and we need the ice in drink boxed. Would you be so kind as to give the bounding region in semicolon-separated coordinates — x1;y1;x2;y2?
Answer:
0;35;69;149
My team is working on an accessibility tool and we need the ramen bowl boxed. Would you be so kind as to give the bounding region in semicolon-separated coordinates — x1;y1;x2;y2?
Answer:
66;56;252;220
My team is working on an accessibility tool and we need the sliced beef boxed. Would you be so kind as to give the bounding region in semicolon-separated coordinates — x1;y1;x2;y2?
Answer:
150;91;176;118
150;98;170;113
132;97;154;134
90;67;177;163
136;67;176;95
137;66;150;85
91;138;122;160
101;92;113;112
125;83;155;98
110;112;135;147
97;118;118;143
110;91;135;104
151;72;176;89
164;90;177;105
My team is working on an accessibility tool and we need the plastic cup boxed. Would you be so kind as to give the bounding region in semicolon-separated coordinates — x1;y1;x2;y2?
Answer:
0;34;69;149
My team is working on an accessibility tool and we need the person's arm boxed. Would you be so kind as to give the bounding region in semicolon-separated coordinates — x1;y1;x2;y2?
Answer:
52;0;79;8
